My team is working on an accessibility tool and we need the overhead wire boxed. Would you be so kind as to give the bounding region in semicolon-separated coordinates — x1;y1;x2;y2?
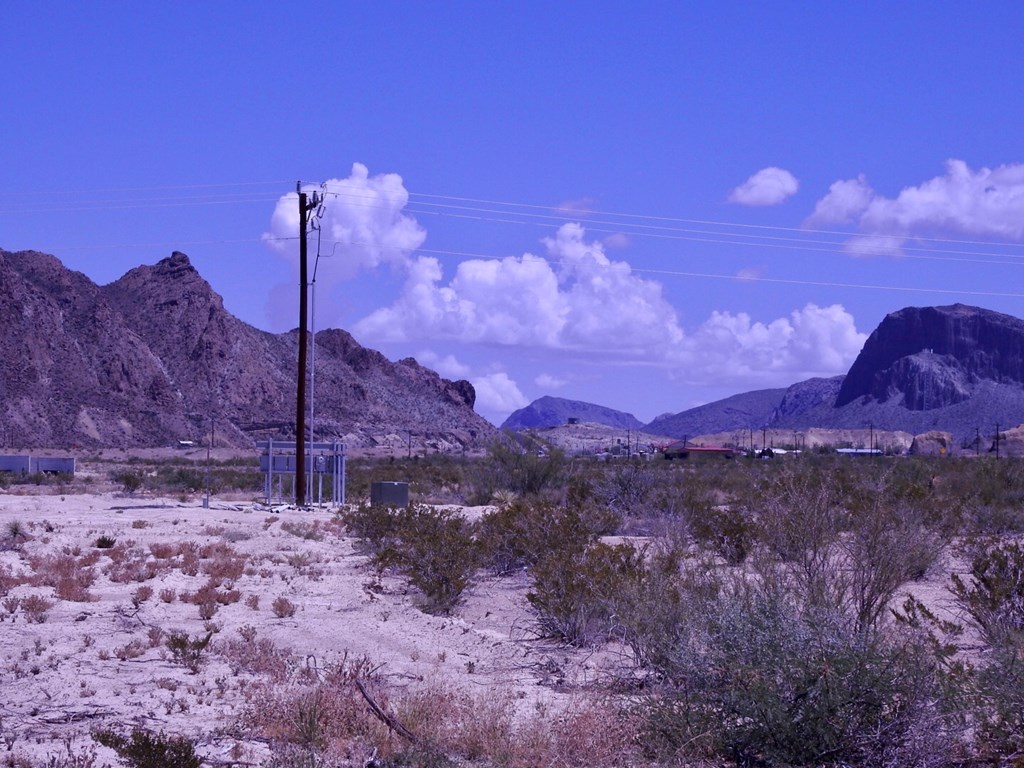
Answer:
4;178;1024;298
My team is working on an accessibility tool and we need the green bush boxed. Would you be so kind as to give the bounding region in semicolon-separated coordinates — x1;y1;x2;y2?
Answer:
165;630;212;673
348;504;480;614
94;728;201;768
527;541;645;646
113;470;144;494
951;540;1024;653
471;432;566;500
637;574;952;767
477;498;607;576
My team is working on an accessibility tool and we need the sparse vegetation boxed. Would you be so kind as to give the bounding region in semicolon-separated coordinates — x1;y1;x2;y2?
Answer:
10;448;1024;765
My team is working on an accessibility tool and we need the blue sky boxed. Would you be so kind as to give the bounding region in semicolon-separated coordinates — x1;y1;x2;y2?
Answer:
4;3;1024;425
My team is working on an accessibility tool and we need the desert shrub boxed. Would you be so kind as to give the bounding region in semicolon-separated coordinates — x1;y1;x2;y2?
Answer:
343;503;405;554
165;630;212;673
219;635;295;681
844;500;943;632
112;471;144;495
238;654;383;759
611;548;720;673
2;519;30;550
280;520;325;541
527;541;646;646
895;539;1024;762
689;504;756;565
272;596;297;618
114;638;147;661
952;540;1024;652
636;573;953;767
21;594;53;623
479;499;583;575
131;585;153;607
595;460;657;515
29;553;97;602
199;546;246;582
470;432;566;500
373;505;481;614
94;728;201;768
756;464;847;572
478;497;617;576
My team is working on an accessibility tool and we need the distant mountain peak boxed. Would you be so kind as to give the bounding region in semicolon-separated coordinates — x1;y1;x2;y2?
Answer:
502;395;644;431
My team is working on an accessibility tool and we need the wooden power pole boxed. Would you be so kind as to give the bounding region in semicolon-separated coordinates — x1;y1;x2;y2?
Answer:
295;186;317;507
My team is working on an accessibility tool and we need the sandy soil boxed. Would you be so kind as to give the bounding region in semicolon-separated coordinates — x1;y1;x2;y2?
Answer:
0;492;605;766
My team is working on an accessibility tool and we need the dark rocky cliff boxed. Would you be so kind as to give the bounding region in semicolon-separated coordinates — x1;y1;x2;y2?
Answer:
836;304;1024;408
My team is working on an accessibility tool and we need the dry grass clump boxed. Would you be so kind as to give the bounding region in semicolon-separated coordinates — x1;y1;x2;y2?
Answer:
28;553;97;602
218;631;295;681
20;594;54;623
237;655;638;768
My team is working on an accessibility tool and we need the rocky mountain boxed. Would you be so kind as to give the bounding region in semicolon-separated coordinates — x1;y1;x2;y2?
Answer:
0;249;495;450
644;387;787;439
502;396;644;431
647;305;1024;443
836;304;1024;408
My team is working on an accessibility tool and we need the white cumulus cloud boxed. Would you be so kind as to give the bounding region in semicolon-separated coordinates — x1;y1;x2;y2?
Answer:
354;223;685;354
728;167;799;207
264;163;426;279
535;373;568;389
415;350;471;379
806;160;1024;255
472;372;528;423
804;175;874;227
674;303;867;385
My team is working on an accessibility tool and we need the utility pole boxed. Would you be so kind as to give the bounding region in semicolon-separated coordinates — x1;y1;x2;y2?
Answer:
295;184;319;507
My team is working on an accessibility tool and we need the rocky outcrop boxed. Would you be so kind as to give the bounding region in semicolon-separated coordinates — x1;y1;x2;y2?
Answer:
0;249;495;449
836;304;1024;409
908;431;955;456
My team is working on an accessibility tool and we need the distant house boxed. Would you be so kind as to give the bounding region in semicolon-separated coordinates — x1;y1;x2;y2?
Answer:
662;441;737;460
835;448;883;456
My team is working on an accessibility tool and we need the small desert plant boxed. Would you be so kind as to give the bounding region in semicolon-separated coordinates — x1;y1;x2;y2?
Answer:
94;728;201;768
131;585;153;608
3;520;29;550
272;596;297;618
21;594;53;623
165;630;212;673
112;471;144;495
114;639;147;661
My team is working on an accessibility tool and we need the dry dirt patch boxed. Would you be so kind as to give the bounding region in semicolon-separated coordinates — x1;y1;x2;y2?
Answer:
0;493;596;765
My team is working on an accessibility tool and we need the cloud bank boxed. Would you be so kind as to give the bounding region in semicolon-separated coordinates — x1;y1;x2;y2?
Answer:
354;223;866;389
807;160;1024;254
728;167;799;206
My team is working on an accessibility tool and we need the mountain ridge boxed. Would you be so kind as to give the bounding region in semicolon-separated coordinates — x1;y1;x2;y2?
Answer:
0;249;494;450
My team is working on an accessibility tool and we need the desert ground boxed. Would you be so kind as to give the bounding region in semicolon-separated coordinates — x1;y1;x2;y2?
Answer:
0;488;619;767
